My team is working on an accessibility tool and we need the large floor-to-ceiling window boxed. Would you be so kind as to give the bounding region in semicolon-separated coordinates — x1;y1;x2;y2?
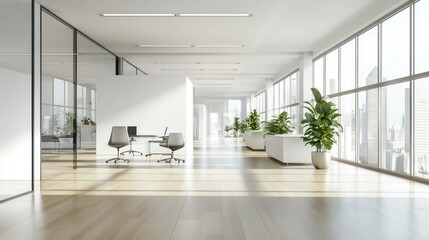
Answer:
272;71;299;132
313;1;429;180
194;97;245;137
253;91;266;122
0;0;33;201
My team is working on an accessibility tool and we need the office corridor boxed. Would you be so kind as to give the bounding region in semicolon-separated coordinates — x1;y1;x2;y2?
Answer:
0;138;429;239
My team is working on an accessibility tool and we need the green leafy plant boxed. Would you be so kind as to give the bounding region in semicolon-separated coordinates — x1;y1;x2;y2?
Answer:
224;125;233;137
233;117;240;133
238;119;249;133
61;112;77;136
247;109;261;131
301;88;343;152
81;116;96;126
264;111;294;135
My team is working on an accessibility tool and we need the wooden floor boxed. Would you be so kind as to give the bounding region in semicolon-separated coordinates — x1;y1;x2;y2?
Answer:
0;138;429;240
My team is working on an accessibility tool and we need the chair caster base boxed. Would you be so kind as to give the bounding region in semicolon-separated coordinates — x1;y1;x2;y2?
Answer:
106;158;130;163
157;157;185;164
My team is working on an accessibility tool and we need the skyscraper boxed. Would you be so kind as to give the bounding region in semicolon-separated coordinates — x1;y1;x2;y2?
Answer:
359;67;378;166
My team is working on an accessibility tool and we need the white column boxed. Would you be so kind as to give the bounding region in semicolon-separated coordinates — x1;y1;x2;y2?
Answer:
265;78;274;121
299;51;313;134
249;92;255;112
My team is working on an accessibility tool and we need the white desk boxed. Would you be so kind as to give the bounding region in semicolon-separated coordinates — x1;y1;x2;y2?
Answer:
136;135;168;157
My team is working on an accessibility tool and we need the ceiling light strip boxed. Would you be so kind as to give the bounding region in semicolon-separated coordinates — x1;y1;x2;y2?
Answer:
153;62;240;65
194;45;245;48
161;69;238;71
194;78;235;80
100;13;175;17
179;13;252;17
197;84;234;86
137;44;192;48
138;44;245;48
101;13;252;17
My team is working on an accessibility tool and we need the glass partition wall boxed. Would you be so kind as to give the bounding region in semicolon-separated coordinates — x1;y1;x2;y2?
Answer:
0;0;33;201
41;8;117;173
77;33;116;154
313;1;429;180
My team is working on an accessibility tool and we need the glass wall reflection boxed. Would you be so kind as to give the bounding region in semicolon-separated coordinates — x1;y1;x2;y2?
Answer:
41;10;75;174
41;10;117;171
77;33;116;159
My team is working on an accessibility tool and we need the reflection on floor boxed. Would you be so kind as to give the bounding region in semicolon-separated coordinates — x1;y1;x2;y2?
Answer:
0;181;31;202
1;137;429;239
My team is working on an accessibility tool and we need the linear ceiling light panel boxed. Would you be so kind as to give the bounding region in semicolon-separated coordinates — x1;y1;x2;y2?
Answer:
178;13;252;17
194;45;245;48
100;13;175;17
137;44;192;48
197;84;234;86
153;62;240;65
194;78;235;80
101;13;252;17
138;45;244;48
161;69;238;71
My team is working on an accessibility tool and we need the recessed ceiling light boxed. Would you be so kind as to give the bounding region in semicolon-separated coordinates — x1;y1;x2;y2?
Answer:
178;13;252;17
100;13;175;17
154;62;240;65
137;44;192;48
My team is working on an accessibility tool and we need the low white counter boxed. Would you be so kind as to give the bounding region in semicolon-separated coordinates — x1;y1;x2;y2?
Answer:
265;134;313;164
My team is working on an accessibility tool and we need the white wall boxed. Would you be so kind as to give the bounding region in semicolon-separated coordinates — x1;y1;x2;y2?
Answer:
185;77;194;153
97;75;193;155
0;67;32;180
194;104;207;140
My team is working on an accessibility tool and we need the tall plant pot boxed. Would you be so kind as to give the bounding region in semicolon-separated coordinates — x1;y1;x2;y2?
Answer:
311;151;331;169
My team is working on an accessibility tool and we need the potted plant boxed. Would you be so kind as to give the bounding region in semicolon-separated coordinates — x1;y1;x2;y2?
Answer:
264;111;312;164
81;116;96;126
233;117;240;137
224;125;233;137
264;111;293;135
243;109;264;150
80;116;96;148
247;109;261;130
238;119;249;134
301;88;343;169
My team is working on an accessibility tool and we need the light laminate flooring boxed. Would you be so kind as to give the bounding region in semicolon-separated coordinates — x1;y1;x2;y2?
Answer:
0;137;429;240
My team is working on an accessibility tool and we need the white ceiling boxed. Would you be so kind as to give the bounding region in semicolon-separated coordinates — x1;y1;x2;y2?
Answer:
36;0;405;97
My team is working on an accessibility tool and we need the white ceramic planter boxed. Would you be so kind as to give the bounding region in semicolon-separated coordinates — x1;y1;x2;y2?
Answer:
311;151;331;169
265;134;313;164
243;130;265;150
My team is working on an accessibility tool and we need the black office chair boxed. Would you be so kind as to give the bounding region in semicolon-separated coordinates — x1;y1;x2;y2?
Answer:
157;133;185;163
121;126;143;156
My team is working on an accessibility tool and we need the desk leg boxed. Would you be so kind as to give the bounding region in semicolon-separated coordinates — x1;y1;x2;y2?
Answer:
147;140;152;156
